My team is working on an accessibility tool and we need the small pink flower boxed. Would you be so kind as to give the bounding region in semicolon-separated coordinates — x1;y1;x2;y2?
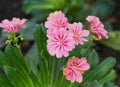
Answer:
0;17;27;32
45;11;68;31
47;30;75;58
63;56;90;83
68;22;89;45
86;16;109;40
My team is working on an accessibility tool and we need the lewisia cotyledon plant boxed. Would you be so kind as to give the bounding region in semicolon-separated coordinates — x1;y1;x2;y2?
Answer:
0;11;110;85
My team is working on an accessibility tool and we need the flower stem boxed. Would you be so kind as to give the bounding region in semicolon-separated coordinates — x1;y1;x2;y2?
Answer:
10;32;23;55
15;43;23;55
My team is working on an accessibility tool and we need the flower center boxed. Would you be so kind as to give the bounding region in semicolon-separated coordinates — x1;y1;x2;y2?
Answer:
58;39;64;45
73;33;79;38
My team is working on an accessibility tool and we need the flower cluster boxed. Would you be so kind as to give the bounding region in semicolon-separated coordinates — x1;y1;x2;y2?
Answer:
45;11;90;58
63;56;90;83
45;11;109;83
0;17;27;32
45;11;109;58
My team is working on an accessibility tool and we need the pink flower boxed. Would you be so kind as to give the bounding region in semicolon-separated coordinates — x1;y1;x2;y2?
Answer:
47;30;75;58
86;16;109;40
46;28;66;38
0;17;27;32
45;11;68;32
68;22;89;45
63;56;90;83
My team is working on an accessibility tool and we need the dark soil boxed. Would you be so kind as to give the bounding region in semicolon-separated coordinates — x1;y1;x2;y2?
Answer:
112;0;120;30
0;0;120;86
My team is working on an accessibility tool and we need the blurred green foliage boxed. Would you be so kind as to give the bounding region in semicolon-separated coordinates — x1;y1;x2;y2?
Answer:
23;0;114;22
100;31;120;51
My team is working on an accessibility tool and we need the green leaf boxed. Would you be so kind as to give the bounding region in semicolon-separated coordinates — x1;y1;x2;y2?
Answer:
87;50;100;69
100;31;120;51
34;24;49;87
88;80;102;87
103;82;118;87
0;71;12;87
99;70;116;84
5;44;28;72
0;51;8;66
53;58;68;87
34;24;48;58
25;43;39;75
84;57;116;82
69;45;82;57
28;71;41;87
26;44;38;64
91;0;114;20
4;66;34;87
